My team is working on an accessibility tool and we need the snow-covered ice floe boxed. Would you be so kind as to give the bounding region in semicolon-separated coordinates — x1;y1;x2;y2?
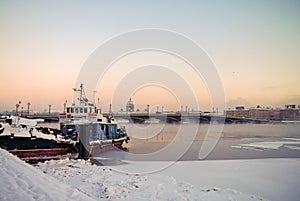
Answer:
231;138;300;151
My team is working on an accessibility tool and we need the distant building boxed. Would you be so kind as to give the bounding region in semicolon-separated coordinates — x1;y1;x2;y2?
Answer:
235;106;245;110
225;105;300;121
248;108;280;120
126;98;134;113
225;107;250;118
280;105;300;121
285;104;296;109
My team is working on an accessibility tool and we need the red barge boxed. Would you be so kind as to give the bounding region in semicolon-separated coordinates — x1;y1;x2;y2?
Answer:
0;116;75;161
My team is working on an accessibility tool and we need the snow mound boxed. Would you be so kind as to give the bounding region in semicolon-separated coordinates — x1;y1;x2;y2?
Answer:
37;158;267;201
0;147;271;201
0;149;92;201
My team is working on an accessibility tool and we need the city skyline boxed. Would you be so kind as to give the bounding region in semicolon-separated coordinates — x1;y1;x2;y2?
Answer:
3;92;300;114
1;1;299;112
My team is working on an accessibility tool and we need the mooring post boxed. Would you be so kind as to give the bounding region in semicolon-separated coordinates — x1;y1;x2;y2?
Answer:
77;124;90;159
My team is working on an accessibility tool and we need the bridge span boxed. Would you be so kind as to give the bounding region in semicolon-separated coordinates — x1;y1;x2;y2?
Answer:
106;112;268;124
21;112;269;124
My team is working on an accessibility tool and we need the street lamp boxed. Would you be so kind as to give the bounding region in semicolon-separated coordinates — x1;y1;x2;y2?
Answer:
63;100;67;113
15;101;21;115
27;102;30;115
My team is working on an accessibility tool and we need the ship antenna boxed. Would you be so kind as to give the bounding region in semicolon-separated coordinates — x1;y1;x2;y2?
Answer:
72;83;90;106
93;90;97;107
80;83;83;103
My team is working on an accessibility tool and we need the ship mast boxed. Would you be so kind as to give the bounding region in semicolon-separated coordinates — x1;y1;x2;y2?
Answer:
72;83;89;106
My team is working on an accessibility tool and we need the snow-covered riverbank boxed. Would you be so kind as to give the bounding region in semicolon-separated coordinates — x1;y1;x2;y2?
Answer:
36;158;267;201
0;149;92;201
1;148;300;200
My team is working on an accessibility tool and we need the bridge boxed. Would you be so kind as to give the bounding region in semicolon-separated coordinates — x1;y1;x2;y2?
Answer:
105;112;269;124
18;112;270;124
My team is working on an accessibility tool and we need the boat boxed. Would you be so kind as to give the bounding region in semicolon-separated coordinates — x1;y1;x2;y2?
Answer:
59;83;129;157
0;116;76;161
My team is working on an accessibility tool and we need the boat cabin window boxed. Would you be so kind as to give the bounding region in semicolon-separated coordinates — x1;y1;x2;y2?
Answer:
110;125;116;132
84;108;88;113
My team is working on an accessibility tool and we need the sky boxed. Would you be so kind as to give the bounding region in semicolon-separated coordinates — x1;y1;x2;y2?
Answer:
0;0;299;112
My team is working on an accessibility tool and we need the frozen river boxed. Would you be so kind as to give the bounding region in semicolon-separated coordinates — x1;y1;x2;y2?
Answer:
40;122;300;160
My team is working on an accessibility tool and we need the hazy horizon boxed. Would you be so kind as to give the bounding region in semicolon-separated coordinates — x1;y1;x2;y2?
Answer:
1;0;299;112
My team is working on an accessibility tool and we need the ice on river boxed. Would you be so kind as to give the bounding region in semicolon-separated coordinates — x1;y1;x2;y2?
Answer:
1;147;300;201
232;138;300;151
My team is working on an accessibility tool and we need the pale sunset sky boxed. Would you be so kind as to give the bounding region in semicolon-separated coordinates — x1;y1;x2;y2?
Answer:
0;0;299;112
